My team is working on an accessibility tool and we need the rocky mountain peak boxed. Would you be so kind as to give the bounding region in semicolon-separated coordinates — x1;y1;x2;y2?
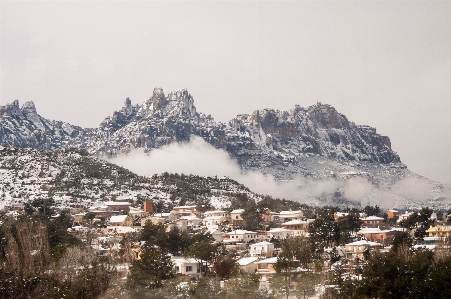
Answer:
150;87;167;110
0;99;24;118
21;101;37;116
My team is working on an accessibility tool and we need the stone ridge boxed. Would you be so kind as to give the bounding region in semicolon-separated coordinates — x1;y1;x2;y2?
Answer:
1;90;401;179
0;100;83;150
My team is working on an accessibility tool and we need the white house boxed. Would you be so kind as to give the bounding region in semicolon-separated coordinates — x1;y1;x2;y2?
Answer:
171;256;201;278
249;241;275;257
180;215;202;229
237;256;258;274
226;230;257;243
279;210;303;222
203;210;230;220
203;215;227;230
268;227;292;239
208;229;224;243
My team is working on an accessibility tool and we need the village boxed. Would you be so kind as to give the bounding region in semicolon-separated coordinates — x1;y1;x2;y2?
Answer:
62;199;451;286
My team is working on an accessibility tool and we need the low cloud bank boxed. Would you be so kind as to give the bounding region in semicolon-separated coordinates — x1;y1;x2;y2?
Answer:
109;136;442;209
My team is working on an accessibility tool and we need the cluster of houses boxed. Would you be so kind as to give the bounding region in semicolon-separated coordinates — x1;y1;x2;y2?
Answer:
67;201;451;281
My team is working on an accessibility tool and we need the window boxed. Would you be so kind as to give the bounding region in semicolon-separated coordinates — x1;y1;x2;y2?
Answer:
186;266;193;272
236;216;239;219
175;266;180;272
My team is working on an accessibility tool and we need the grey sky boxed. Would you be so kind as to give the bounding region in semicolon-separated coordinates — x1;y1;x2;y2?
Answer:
1;1;450;185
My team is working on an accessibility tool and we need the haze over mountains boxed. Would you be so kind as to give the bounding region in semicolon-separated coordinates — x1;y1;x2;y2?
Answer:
1;88;450;209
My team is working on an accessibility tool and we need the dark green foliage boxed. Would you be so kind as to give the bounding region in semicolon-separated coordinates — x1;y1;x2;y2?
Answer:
212;254;238;279
363;205;382;217
400;207;434;239
256;195;302;212
342;249;451;299
309;208;339;247
391;231;413;253
126;247;175;292
241;200;263;231
186;240;219;277
337;213;363;244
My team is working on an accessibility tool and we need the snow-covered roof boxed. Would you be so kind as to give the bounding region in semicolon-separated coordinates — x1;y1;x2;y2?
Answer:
104;201;130;206
363;216;384;221
203;215;224;220
269;227;291;232
346;240;382;247
279;210;302;215
231;209;245;214
172;256;201;264
106;226;136;233
227;230;257;235
109;215;129;223
173;205;197;209
153;212;171;217
252;241;274;246
180;215;201;221
255;257;278;264
282;220;308;225
237;257;258;266
203;210;228;214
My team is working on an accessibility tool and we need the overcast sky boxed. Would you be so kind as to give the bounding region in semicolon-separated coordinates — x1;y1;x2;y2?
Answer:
1;1;450;185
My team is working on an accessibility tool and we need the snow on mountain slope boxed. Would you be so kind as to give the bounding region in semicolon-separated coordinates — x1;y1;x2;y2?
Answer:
0;145;256;210
1;88;449;209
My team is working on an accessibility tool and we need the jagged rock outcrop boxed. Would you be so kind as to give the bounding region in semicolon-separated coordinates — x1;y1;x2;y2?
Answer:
1;89;400;179
0;100;83;150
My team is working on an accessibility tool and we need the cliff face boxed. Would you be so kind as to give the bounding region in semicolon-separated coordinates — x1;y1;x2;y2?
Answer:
1;89;400;179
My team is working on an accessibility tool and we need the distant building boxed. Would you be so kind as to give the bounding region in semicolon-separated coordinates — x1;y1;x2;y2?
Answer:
281;220;310;235
225;230;257;243
143;201;153;214
358;227;397;243
362;216;384;228
237;257;258;274
279;210;303;222
426;225;451;239
230;209;245;226
345;240;383;260
249;241;275;257
387;209;401;219
109;215;133;227
104;201;130;212
268;227;292;239
255;257;278;281
171;256;202;279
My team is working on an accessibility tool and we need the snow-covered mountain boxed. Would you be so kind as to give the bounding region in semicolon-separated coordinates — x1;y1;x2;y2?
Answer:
0;100;83;150
1;88;449;209
1;88;399;174
0;145;254;211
